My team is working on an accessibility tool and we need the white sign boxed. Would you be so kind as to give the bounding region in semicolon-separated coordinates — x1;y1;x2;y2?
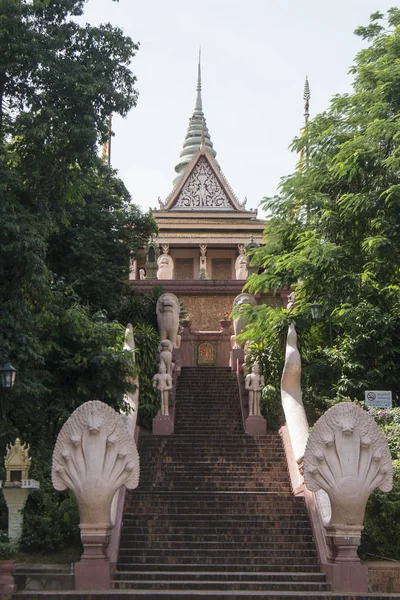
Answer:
365;390;392;408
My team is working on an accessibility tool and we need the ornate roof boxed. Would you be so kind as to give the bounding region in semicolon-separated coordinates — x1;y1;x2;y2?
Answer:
155;56;261;224
173;52;217;184
159;147;251;213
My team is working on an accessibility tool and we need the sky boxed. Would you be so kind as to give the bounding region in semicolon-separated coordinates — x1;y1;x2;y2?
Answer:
80;1;394;216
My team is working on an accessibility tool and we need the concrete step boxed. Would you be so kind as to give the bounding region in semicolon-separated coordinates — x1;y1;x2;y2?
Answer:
113;571;327;582
13;592;400;599
113;579;331;592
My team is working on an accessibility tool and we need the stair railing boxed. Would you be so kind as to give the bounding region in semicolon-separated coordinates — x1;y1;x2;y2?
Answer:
279;323;370;593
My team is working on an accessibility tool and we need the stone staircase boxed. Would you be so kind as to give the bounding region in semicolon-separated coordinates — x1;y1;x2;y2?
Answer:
14;366;399;599
113;366;330;596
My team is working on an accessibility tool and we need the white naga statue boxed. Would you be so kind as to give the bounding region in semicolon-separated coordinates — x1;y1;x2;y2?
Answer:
280;322;309;462
235;254;248;280
231;293;256;349
123;323;139;434
156;253;174;280
52;401;139;557
245;361;265;416
156;293;180;348
153;362;173;416
304;402;392;531
159;339;173;375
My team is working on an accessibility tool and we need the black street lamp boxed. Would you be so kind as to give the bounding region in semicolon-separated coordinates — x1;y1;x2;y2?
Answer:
310;299;322;321
95;310;107;324
0;362;17;390
311;297;333;347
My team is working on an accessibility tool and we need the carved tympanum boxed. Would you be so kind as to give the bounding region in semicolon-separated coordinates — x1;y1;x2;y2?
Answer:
304;402;392;528
174;157;232;210
52;401;139;526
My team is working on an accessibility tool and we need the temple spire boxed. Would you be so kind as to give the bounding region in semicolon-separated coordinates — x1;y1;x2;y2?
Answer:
303;75;310;127
195;48;202;113
173;51;217;184
298;75;311;172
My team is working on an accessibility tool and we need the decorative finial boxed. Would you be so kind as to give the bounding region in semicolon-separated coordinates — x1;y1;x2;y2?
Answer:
298;76;311;173
303;75;310;124
195;47;202;113
173;49;219;182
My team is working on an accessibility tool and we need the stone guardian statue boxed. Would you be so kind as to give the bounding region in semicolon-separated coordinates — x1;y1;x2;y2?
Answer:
153;362;173;416
245;361;264;416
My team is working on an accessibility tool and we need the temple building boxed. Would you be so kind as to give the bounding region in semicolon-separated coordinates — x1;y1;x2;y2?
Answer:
132;58;285;333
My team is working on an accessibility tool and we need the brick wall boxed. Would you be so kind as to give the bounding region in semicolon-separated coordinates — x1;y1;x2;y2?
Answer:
179;294;283;331
368;562;400;594
179;295;236;331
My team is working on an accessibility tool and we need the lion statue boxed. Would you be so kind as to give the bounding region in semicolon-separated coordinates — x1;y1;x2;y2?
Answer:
235;254;248;280
231;293;256;349
157;254;174;280
156;293;180;348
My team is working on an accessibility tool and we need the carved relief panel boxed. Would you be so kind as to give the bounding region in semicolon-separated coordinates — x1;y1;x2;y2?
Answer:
173;157;233;210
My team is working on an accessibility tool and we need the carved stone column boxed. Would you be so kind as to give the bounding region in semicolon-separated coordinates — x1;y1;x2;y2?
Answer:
2;488;29;543
157;244;174;280
198;244;208;279
145;240;159;279
128;258;137;281
235;245;248;280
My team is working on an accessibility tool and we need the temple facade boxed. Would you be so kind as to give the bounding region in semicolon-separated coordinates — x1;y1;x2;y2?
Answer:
131;59;286;335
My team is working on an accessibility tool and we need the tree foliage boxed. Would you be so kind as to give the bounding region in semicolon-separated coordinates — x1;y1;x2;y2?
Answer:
0;0;158;553
360;408;400;560
245;9;400;415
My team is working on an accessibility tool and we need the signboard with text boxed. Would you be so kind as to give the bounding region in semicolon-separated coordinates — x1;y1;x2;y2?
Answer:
365;390;392;408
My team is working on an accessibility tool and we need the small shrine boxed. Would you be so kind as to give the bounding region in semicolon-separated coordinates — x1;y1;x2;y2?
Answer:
1;439;39;543
3;438;31;484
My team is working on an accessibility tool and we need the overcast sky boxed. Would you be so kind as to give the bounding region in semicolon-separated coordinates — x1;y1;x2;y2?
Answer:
81;1;394;215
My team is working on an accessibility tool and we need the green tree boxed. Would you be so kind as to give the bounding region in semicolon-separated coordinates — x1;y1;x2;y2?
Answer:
245;9;400;416
47;168;155;317
0;0;159;554
0;0;154;408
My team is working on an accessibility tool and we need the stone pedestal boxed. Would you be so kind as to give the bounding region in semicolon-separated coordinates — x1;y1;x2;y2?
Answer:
324;562;368;593
75;525;112;590
230;348;244;371
0;560;16;595
323;526;368;592
2;487;29;543
153;414;174;435
75;560;111;590
245;415;267;436
326;526;362;563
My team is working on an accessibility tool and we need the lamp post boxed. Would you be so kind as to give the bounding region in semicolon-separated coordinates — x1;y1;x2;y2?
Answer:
95;310;107;324
0;363;17;390
311;297;333;347
0;361;17;429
